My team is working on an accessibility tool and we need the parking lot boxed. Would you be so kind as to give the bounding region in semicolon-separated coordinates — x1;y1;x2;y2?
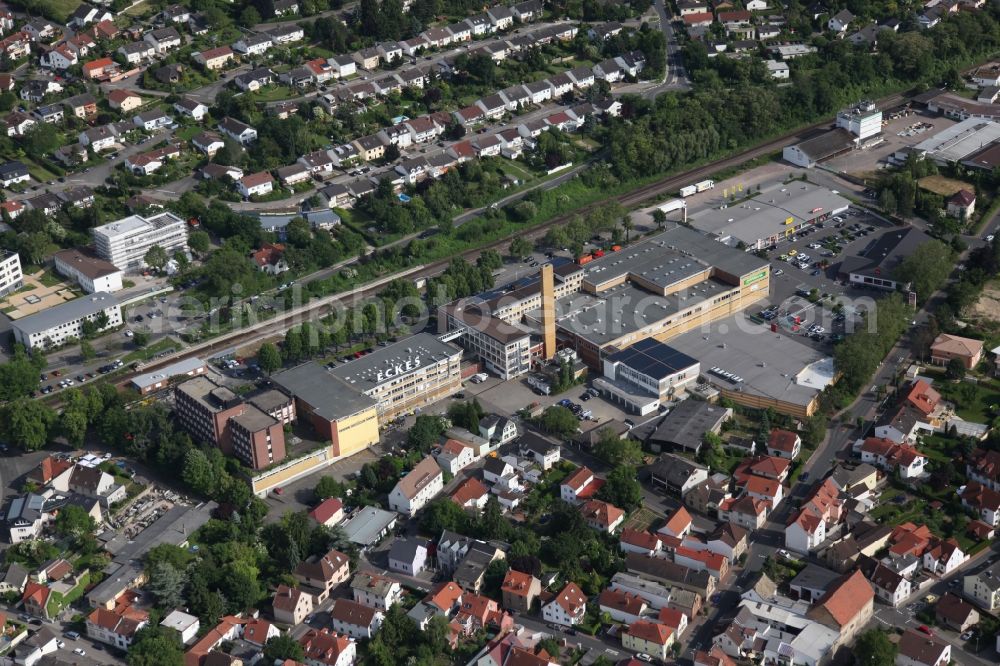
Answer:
824;110;959;176
751;205;894;347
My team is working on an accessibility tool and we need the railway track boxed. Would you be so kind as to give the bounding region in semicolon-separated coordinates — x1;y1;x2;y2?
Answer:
112;91;909;391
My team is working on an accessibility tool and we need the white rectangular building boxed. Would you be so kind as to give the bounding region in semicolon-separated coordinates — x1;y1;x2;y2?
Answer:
11;293;122;349
91;212;188;273
0;250;23;297
836;100;882;141
53;248;123;293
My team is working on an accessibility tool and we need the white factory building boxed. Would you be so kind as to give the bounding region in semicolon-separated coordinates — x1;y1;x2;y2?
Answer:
91;212;189;273
11;292;122;349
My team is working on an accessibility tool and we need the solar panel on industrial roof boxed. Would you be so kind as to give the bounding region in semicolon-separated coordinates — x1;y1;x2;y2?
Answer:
609;338;699;380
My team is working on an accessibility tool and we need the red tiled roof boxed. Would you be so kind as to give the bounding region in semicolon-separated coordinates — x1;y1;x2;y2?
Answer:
551;582;586;614
625;619;673;646
579;499;624;529
950;189;976;206
599;588;646;615
562;466;594;492
905;380;940;415
241;171;274;188
808;570;874;628
501;570;537;598
425;581;463;612
662;506;692;534
451;477;488;506
621;528;661;550
768;429;799;452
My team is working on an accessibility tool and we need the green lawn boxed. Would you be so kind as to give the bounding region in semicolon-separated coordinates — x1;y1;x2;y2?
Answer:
933;377;1000;423
34;0;81;21
248;86;299;102
46;571;90;617
175;125;202;141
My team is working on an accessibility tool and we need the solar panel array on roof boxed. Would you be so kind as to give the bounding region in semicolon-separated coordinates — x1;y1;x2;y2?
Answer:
608;338;699;380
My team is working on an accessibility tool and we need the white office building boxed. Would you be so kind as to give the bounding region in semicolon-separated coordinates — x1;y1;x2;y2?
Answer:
53;248;124;294
91;212;189;273
11;293;122;349
836;100;882;141
0;251;23;297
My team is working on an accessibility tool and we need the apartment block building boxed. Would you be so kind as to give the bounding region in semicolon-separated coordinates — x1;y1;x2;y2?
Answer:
91;212;189;272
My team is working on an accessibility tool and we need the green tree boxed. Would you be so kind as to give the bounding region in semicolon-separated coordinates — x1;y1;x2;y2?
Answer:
946;358;966;380
54;504;96;539
144;245;169;272
597;465;642;512
262;634;305;663
540;406;579;438
4;398;55;451
256;342;283;375
652;209;667;230
593;428;643;465
314;476;345;500
147;561;186;610
59;409;88;448
509;237;533;259
80;340;95;361
892;240;952;304
408;414;446;452
132;331;150;348
128;626;184;666
21;123;60;155
853;629;897;666
188;230;210;254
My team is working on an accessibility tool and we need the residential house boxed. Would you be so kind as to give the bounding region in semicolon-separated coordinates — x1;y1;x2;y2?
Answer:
828;9;854;33
0;161;29;188
580;499;625;534
621;529;662;556
133;109;172;131
329;599;383;639
450;477;489;510
308;497;344;528
660;506;693;539
298;149;335;175
272;585;313;625
388;539;427;576
251;242;289;274
930;333;983;369
352;134;386;162
625;553;716;600
237;171;274;198
350;572;402;611
717;495;769;530
896;629;951;666
961;482;1000;527
936;592;979;631
195;46;234;71
191;132;225;158
806;570;874;650
118;41;155;64
560;466;599;503
436;439;476;476
767;429;802;459
234;67;275;92
389;455;444;515
108;89;143;112
63;93;97;120
294;548;350;603
649;454;709;496
233;34;272;56
542;583;586;626
144;27;182;54
599;588;648;624
298;629;355;666
219;117;257;145
174;98;208;121
948;190;977;219
622;620;675;664
499;570;539;614
858;557;911;607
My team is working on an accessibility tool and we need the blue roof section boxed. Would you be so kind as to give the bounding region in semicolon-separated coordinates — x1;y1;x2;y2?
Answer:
608;338;699;380
476;256;573;301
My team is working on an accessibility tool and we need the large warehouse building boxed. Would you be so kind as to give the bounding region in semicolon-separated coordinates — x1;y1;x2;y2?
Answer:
690;183;850;250
442;224;770;375
273;333;463;457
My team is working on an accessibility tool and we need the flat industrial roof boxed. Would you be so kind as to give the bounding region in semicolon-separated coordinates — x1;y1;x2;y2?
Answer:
53;248;121;279
12;292;119;336
580;224;767;288
131;357;205;390
914;117;1000;163
691;183;851;245
607;338;699;380
342;506;397;546
91;211;184;240
175;376;239;411
271;362;376;421
231;404;277;432
838;227;933;279
547;279;733;347
329;332;460;389
789;128;856;163
667;314;830;410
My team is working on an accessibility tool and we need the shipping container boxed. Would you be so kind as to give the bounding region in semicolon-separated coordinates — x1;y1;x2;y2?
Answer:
577;254;594;265
679;185;697;198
